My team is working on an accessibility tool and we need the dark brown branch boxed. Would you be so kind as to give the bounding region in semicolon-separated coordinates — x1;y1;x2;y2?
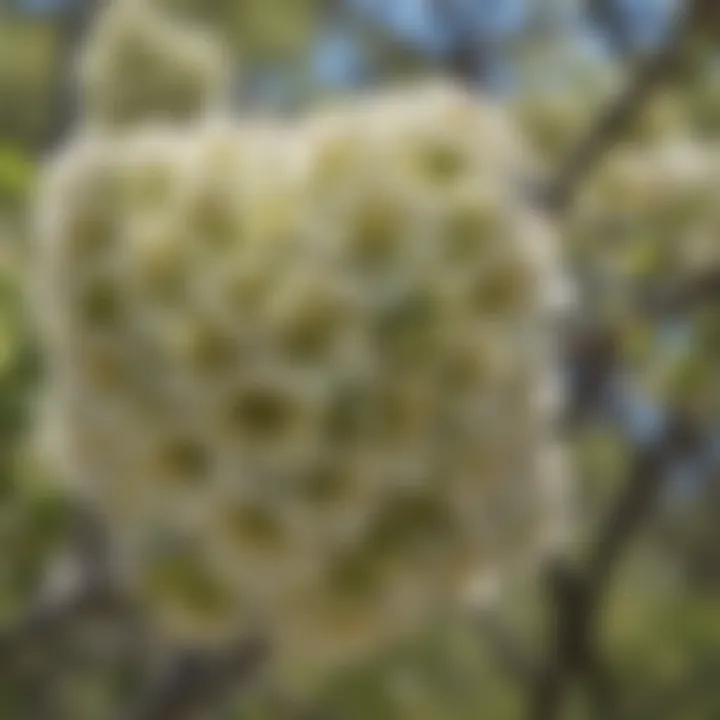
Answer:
0;581;128;672
641;266;720;315
585;0;637;57
43;0;105;152
586;413;701;591
529;562;596;720
563;322;618;428
125;636;269;720
522;7;714;712
542;7;695;215
528;409;703;720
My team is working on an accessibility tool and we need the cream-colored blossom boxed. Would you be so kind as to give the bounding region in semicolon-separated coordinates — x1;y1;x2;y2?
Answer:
573;137;720;284
34;83;568;687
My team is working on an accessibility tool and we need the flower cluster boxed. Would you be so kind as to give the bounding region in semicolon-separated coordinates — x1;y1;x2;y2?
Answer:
34;83;568;684
570;136;720;420
80;0;228;129
572;137;719;297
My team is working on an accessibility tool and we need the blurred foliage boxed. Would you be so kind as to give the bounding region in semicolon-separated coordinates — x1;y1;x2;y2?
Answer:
0;145;35;211
0;16;57;149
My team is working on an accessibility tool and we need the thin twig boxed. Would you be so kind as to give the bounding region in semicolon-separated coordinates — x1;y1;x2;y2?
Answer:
0;581;128;672
641;266;720;315
125;636;269;720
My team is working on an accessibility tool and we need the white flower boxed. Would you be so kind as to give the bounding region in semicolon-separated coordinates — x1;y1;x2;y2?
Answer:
34;82;568;688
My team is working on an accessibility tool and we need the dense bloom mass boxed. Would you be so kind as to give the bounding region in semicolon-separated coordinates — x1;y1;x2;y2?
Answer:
34;82;569;684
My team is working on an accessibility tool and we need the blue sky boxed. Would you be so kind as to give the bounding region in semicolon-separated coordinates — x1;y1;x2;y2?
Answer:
12;0;681;93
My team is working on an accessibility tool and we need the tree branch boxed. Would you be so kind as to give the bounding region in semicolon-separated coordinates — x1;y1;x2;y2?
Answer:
528;415;701;719
124;636;269;720
0;581;129;672
542;5;696;214
43;0;105;152
586;413;701;591
641;266;720;315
